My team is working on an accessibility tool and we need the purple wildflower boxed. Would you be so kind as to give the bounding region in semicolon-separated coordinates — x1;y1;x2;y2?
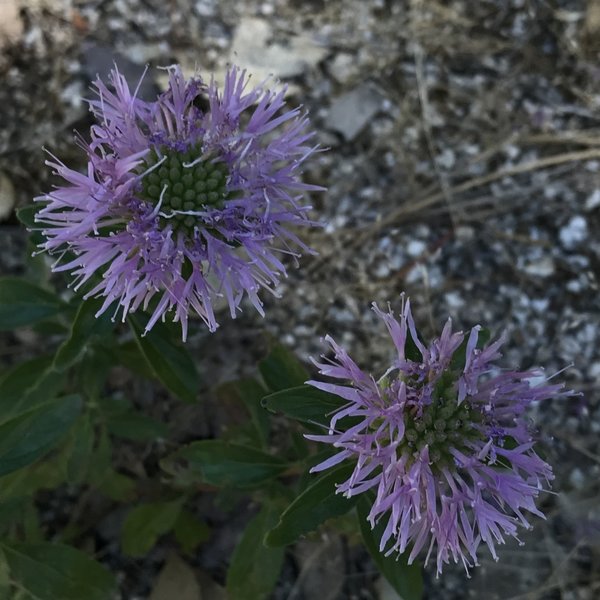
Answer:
307;297;574;575
36;65;321;340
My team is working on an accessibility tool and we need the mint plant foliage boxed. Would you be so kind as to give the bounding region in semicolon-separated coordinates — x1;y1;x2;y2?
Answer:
0;63;576;600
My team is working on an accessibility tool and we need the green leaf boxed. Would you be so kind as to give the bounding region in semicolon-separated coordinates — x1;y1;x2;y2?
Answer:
21;502;43;543
78;348;113;400
176;441;287;488
0;277;66;331
0;395;82;477
66;413;95;484
450;327;491;371
16;205;37;229
54;299;113;372
17;205;44;247
0;447;71;502
227;505;285;600
1;541;115;600
404;333;423;362
107;413;168;441
259;343;309;392
262;384;345;428
96;471;136;503
218;378;270;448
121;500;183;557
0;356;65;422
173;509;210;555
129;317;200;403
265;464;357;547
87;428;112;484
97;395;132;418
114;341;156;380
84;428;136;502
357;496;423;600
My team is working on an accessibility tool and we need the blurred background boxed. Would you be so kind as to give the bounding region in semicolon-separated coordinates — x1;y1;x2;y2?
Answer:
0;0;599;598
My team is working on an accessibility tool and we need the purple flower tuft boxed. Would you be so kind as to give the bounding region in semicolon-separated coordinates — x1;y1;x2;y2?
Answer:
36;65;322;340
307;297;575;575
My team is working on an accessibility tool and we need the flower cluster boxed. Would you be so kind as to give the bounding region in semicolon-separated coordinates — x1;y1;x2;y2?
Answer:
307;298;573;575
36;65;320;339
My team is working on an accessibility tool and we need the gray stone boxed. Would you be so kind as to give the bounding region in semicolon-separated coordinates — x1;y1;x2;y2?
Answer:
559;215;588;249
326;83;387;141
229;18;326;82
329;52;357;84
522;257;555;278
585;188;600;211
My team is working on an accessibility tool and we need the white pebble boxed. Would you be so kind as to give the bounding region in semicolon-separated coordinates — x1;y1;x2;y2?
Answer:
585;189;600;212
559;215;588;249
407;240;427;257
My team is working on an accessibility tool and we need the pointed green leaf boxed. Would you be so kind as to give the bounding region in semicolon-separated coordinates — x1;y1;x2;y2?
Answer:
96;471;136;503
107;413;168;441
121;500;183;557
265;464;357;547
357;496;423;600
0;356;65;422
16;205;38;229
18;205;46;248
0;395;82;477
227;505;285;600
54;299;113;372
262;384;345;428
0;445;72;502
0;277;66;331
176;441;287;488
66;413;95;484
129;317;200;403
259;343;309;392
114;340;156;380
173;509;210;555
218;378;270;448
1;541;115;600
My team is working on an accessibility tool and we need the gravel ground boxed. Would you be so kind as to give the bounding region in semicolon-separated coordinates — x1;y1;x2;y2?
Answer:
1;0;599;598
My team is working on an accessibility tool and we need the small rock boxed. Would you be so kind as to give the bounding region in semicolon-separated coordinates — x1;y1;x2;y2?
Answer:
0;0;22;45
374;261;390;279
589;361;600;380
566;276;586;293
405;263;424;284
329;52;357;84
455;225;475;241
229;18;326;81
194;0;217;17
522;257;555;278
294;538;345;600
437;148;456;170
585;189;600;211
121;42;171;64
568;467;585;490
149;554;201;600
445;291;464;309
407;239;427;257
0;171;16;221
81;43;158;101
259;3;274;16
559;215;588;249
327;83;387;141
531;298;550;313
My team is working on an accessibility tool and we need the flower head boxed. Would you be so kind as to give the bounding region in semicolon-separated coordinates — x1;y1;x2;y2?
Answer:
36;65;321;339
308;297;574;575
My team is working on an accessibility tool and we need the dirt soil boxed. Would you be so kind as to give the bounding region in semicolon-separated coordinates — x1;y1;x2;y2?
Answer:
0;1;599;599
